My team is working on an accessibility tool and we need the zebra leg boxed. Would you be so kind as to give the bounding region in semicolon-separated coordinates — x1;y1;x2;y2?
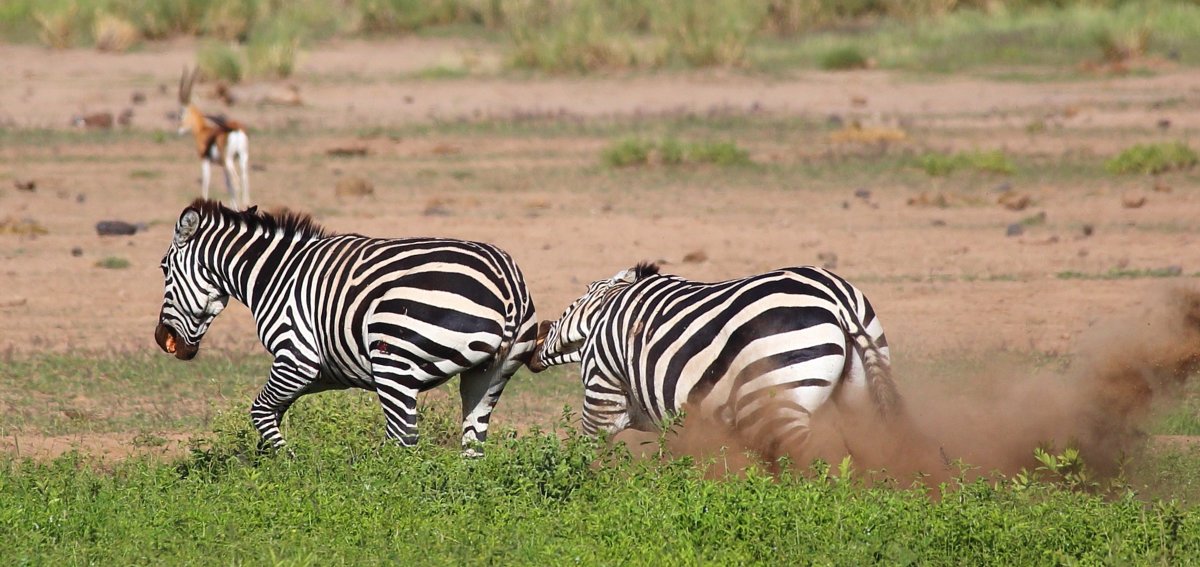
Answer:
222;158;241;209
250;358;318;450
581;370;632;437
457;357;523;457
370;353;423;446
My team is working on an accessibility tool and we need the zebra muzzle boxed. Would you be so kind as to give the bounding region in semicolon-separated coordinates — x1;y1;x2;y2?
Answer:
155;323;199;360
526;320;553;373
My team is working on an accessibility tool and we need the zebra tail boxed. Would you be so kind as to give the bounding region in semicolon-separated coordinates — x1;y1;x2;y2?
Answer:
839;304;904;422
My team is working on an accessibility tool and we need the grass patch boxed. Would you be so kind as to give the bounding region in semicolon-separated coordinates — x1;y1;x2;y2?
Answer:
602;137;753;167
1056;266;1186;280
819;45;869;70
94;256;130;270
917;150;1016;176
1106;142;1199;175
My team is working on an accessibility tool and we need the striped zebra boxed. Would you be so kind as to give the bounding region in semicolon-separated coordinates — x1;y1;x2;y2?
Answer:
530;262;926;463
155;200;539;454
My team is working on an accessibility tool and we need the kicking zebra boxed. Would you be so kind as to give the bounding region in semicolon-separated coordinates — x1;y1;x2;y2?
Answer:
155;200;539;455
530;262;935;466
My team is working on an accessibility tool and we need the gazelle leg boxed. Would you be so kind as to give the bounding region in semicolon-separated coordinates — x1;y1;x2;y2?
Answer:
200;160;211;201
223;157;241;209
238;149;250;207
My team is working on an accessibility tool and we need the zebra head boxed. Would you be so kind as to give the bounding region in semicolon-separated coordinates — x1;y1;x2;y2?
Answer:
155;207;230;360
529;262;659;372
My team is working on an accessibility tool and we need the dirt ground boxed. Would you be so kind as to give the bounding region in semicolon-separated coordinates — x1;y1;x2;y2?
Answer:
2;39;1200;460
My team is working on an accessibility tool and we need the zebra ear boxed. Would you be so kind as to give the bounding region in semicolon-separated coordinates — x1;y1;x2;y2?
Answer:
613;269;637;284
175;209;201;244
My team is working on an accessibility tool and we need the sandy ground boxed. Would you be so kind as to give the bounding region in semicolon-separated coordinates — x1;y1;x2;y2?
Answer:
2;40;1200;459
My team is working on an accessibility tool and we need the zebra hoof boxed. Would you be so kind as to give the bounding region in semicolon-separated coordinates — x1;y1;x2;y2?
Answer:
461;447;484;459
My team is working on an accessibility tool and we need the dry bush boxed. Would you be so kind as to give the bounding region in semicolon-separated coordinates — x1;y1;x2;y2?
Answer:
92;12;140;53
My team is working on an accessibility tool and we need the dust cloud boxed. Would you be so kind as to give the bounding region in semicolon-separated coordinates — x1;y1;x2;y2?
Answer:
643;287;1200;482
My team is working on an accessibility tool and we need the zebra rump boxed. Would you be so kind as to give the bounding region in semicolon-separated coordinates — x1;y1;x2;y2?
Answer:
155;199;540;454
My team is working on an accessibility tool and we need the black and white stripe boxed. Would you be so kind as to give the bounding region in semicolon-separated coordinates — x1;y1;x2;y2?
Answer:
156;200;538;454
531;262;903;458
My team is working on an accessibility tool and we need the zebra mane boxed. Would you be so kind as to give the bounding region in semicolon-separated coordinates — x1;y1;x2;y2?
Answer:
632;261;660;279
188;198;333;239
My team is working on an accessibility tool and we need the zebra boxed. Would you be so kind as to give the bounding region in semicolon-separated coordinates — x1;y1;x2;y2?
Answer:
155;200;539;455
530;262;934;465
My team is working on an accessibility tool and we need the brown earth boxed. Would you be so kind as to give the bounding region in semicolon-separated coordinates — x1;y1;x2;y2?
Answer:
2;39;1200;463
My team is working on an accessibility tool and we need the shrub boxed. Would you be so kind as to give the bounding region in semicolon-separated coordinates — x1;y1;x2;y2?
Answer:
32;2;77;49
650;0;762;67
1105;142;1198;175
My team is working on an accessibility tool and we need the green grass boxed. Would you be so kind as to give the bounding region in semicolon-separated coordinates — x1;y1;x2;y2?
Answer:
2;391;1200;564
196;40;243;83
1106;142;1199;175
94;256;131;270
1056;267;1188;280
819;45;869;70
917;149;1016;176
602;137;753;168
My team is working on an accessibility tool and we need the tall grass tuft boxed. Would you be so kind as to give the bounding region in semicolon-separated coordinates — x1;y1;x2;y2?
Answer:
651;0;763;67
247;20;301;78
197;40;244;83
92;12;140;52
506;0;646;73
33;2;78;49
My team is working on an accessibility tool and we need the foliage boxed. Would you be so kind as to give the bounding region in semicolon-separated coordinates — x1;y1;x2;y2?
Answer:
2;395;1200;564
601;137;654;167
1106;142;1198;175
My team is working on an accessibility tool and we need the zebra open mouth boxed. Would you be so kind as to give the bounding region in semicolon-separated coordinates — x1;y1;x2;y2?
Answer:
155;322;199;361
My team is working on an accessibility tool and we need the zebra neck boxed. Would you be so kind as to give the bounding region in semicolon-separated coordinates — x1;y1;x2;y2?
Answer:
206;227;312;313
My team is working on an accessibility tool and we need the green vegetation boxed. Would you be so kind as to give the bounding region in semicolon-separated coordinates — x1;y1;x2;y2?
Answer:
94;256;131;270
1106;142;1199;175
196;40;243;82
603;137;753;167
5;1;1200;76
917;149;1016;176
2;391;1200;564
1056;266;1187;280
819;45;869;70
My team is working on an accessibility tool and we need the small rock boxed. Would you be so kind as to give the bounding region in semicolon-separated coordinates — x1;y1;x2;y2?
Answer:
1121;193;1147;208
431;143;462;156
998;192;1032;211
403;95;414;104
72;112;113;129
817;252;838;270
251;164;267;172
131;91;146;105
841;201;850;209
853;188;871;200
1078;248;1089;257
1006;223;1024;237
826;114;844;128
117;108;134;126
423;197;453;217
334;177;374;198
1157;118;1171;131
1153;180;1172;193
930;219;947;227
13;179;35;192
1081;224;1094;237
76;193;86;204
907;192;950;208
71;246;83;257
850;95;868;107
95;220;139;236
681;250;708;264
0;297;27;308
992;182;1013;193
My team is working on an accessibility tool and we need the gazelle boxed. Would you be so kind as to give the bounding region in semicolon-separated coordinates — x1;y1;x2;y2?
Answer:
177;67;251;209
